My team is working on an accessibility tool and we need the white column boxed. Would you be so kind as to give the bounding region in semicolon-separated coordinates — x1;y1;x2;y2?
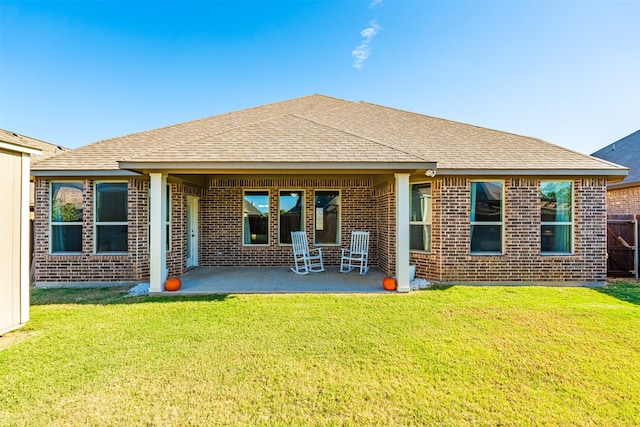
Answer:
395;173;410;292
149;173;168;293
20;154;31;323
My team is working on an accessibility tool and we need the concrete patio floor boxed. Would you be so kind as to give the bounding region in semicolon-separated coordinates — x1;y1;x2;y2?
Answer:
159;266;391;294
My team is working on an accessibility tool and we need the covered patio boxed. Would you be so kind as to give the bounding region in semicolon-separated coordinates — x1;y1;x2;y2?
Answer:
154;266;390;295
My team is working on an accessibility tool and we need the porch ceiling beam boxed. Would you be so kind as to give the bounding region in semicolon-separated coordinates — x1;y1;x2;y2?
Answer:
31;169;142;177
117;161;436;174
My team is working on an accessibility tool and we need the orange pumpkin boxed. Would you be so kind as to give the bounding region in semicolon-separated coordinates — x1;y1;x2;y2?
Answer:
382;277;397;291
165;277;182;291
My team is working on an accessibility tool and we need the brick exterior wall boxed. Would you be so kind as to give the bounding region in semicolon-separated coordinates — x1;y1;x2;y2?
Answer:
409;178;442;281
34;174;608;285
34;178;203;283
430;176;607;283
35;178;141;282
200;176;377;268
373;180;394;274
607;185;640;216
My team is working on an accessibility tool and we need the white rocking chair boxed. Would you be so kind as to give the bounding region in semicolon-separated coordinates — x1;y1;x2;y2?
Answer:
340;231;370;275
290;231;325;275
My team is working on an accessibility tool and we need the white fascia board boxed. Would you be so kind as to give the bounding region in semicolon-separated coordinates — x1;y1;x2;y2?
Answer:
0;140;42;156
31;169;142;177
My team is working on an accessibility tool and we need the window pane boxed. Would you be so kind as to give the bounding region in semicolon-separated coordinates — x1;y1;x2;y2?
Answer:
410;224;431;252
166;184;170;222
315;191;339;244
51;182;83;222
410;183;431;222
471;225;502;252
96;182;128;222
243;191;269;244
279;191;303;244
541;225;571;253
51;225;82;252
471;182;502;222
541;181;572;222
96;225;128;252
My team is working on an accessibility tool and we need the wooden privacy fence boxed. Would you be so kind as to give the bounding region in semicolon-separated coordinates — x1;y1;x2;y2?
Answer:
606;214;639;278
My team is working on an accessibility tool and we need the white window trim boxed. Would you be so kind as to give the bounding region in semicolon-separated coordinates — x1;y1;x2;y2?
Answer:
409;182;432;254
541;180;574;255
243;189;270;246
94;181;128;255
470;179;505;256
278;189;305;246
313;189;341;246
147;184;172;253
49;181;83;255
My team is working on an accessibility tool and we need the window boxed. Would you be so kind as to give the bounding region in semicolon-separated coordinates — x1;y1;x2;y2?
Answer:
147;184;171;251
410;183;432;252
470;181;503;254
279;190;304;244
314;190;340;244
243;190;269;245
541;181;573;254
95;182;128;253
50;182;83;253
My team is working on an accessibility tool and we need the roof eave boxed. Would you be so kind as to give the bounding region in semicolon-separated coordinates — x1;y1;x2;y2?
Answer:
608;180;640;190
436;168;629;180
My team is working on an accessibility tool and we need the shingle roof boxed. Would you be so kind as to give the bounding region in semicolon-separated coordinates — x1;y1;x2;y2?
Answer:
307;102;621;172
122;113;427;164
0;128;67;163
31;94;626;177
592;130;640;185
33;95;352;171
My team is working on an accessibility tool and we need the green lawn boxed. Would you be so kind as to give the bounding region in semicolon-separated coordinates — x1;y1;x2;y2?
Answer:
1;283;639;426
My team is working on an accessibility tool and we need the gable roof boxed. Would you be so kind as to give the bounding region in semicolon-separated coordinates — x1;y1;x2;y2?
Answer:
591;130;640;187
31;94;626;179
0;128;67;162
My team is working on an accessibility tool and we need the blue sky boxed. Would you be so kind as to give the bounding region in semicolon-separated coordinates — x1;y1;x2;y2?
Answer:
1;0;638;155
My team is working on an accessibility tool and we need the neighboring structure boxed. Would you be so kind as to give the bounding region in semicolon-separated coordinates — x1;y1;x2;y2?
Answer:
0;129;67;215
592;130;639;277
31;95;627;292
0;132;41;335
0;128;68;279
592;130;640;215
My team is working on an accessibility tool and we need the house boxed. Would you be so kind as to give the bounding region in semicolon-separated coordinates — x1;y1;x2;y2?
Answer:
592;130;640;215
31;94;627;292
0;131;41;335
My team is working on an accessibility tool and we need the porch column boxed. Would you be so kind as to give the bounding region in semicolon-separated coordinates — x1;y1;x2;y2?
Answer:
395;173;410;292
149;172;168;293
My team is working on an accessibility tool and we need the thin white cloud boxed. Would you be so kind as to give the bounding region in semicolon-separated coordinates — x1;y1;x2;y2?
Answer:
352;20;381;70
369;0;383;8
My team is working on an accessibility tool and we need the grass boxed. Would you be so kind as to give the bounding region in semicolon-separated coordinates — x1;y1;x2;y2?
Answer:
1;283;639;426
